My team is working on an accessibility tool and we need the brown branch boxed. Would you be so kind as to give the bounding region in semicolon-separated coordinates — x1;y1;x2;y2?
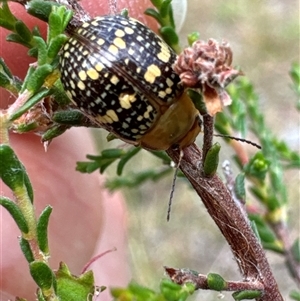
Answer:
166;144;283;301
165;267;264;291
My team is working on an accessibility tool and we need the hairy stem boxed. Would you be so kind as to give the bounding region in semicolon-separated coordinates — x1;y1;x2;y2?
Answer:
166;144;283;301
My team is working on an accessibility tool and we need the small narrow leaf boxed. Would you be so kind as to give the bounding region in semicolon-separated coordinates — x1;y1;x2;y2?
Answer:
117;147;141;175
101;149;125;159
27;0;60;22
0;196;29;233
26;64;53;93
234;173;246;200
159;26;179;49
207;273;227;291
144;8;163;25
33;36;48;65
47;34;68;60
37;206;53;253
187;32;200;46
203;142;221;177
42;125;69;142
0;145;28;191
19;237;34;263
6;33;32;48
9;88;52;122
159;0;172;19
30;261;55;290
47;10;63;42
15;20;33;44
232;290;262;300
0;2;17;30
0;58;13;78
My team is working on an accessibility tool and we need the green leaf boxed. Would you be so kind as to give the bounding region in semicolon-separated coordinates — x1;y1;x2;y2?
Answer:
19;237;34;263
30;261;55;290
26;0;61;22
26;64;53;93
144;8;163;25
0;144;30;195
117;147;141;175
47;34;68;60
56;262;95;301
187;32;200;46
291;238;300;263
160;0;172;19
160;26;179;49
234;173;246;200
150;0;163;9
187;89;206;115
290;290;300;301
105;168;171;191
207;273;227;291
15;20;33;44
0;2;17;30
6;32;32;48
42;124;69;142
0;196;29;233
243;152;270;180
101;149;126;159
48;9;64;42
33;36;48;65
9;88;52;123
0;57;13;78
232;290;262;300
37;206;53;253
203;142;221;177
248;214;283;253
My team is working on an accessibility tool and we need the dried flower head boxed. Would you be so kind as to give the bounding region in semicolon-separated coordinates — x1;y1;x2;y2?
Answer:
174;39;242;115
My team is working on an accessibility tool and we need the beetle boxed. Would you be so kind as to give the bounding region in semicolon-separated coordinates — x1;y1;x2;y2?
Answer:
59;14;201;150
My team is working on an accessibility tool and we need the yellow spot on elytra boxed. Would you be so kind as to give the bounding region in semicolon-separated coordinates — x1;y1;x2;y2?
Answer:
70;80;75;89
143;105;153;119
78;70;87;81
158;91;166;98
97;38;105;46
82;22;89;28
144;64;161;84
166;87;172;94
95;62;104;71
64;52;70;58
87;68;99;80
128;48;134;55
119;93;137;109
157;41;171;63
113;37;126;49
124;27;134;34
66;91;73;99
91;20;99;26
110;75;119;85
115;29;125;37
96;115;111;124
108;45;118;55
106;109;119;122
77;80;85;90
166;78;174;87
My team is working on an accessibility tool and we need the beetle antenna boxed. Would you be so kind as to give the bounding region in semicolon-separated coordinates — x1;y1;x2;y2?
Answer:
167;150;184;221
214;134;261;149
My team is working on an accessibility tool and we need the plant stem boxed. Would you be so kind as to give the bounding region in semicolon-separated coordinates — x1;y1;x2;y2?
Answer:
166;144;283;301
